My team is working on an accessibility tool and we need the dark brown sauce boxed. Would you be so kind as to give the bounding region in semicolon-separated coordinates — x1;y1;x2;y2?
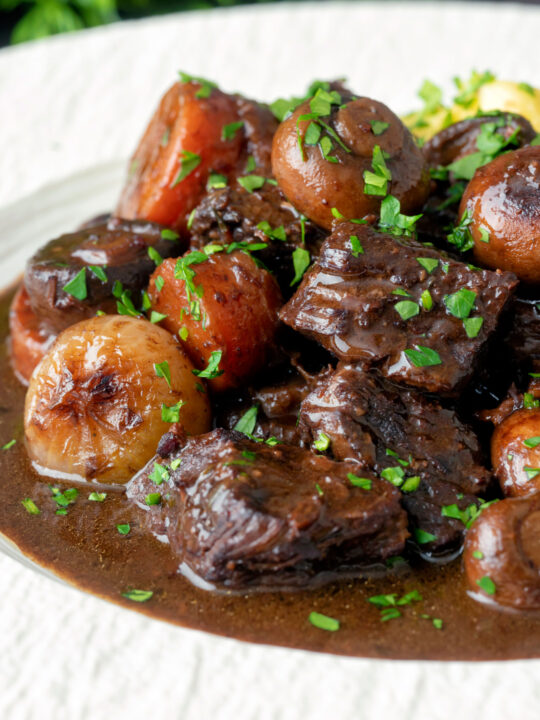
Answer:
1;286;540;661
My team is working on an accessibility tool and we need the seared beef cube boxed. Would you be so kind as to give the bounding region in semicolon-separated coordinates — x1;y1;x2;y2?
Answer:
280;223;517;394
189;184;325;294
218;367;333;447
299;364;491;553
127;428;408;589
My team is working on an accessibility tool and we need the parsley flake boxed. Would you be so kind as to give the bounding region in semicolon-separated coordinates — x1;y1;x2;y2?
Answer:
122;588;154;602
347;473;372;490
234;406;258;436
192;350;223;380
171;150;201;187
222;121;244;141
314;432;331;453
154;361;172;387
394;300;419;321
476;576;496;595
117;523;131;535
404;346;442;367
308;611;340;632
290;247;311;286
63;268;87;301
21;498;40;515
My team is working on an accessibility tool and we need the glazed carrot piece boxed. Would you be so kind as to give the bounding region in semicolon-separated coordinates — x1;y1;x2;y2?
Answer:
117;79;243;230
9;286;55;384
147;251;282;392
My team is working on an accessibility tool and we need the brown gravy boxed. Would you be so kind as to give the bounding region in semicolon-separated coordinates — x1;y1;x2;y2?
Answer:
1;286;540;661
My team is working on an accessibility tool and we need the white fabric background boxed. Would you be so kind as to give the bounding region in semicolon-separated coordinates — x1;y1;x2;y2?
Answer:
2;4;540;719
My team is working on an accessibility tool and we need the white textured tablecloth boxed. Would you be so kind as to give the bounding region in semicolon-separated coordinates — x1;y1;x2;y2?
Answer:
2;4;540;719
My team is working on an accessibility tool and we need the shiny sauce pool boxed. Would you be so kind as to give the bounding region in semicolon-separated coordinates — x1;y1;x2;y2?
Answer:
1;287;540;660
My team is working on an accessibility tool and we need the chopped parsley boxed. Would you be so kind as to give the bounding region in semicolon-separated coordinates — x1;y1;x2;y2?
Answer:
524;436;540;448
89;265;107;283
117;523;131;535
178;71;217;98
234;406;258;436
21;498;40;515
394;300;419;321
63;268;87;300
149;462;170;485
420;289;433;311
161;228;179;241
290;247;311;286
347;473;372;490
257;221;287;242
145;493;162;506
413;528;437;544
404;345;442;368
416;257;439;274
238;175;266;193
171;150;201;187
222;120;244;141
371;120;390;136
150;311;168;324
447;210;474;252
207;172;228;190
349;235;364;257
524;467;540;480
476;576;496;596
88;492;107;502
161;401;184;423
122;588;154;602
363;145;391;196
154;361;172;388
2;439;16;450
379;195;422;236
192;350;223;379
308;611;340;632
314;432;331;453
524;392;540;409
472;550;484;560
463;316;484;338
444;288;476;319
479;227;490;243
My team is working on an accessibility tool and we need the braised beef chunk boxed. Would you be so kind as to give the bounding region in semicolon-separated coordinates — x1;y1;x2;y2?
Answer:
299;364;491;552
218;367;333;447
126;428;408;589
280;223;518;394
24;217;183;332
189;183;325;293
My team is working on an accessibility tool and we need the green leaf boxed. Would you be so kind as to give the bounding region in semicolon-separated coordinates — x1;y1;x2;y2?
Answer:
420;289;433;311
154;361;172;388
314;432;331;453
149;462;170;485
117;523;131;535
401;475;421;493
150;311;168;324
414;528;437;544
145;493;162;506
381;466;405;487
178;71;217;99
161;228;179;241
238;175;266;193
347;473;372;490
234;406;258;436
379;195;422;236
463;316;484;338
349;235;364;257
444;288;477;319
122;589;153;602
63;268;87;300
363;145;391;196
394;300;419;321
290;247;311;286
479;227;490;244
21;498;40;515
308;611;340;632
207;172;228;190
89;265;107;283
447;210;474;252
171;150;201;187
371;120;390;136
476;576;496;596
523;436;540;448
222;121;244;141
416;257;439;274
192;350;223;379
88;492;107;502
2;439;16;450
404;346;442;367
161;401;184;423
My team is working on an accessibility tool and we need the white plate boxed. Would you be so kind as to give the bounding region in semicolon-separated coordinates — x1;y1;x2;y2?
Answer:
3;4;540;719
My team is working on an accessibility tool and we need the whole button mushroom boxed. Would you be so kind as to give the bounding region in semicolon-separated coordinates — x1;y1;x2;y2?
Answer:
271;86;430;230
464;496;540;610
492;407;540;497
459;146;540;284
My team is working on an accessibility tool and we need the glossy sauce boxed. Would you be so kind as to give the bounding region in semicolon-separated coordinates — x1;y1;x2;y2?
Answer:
2;287;540;660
